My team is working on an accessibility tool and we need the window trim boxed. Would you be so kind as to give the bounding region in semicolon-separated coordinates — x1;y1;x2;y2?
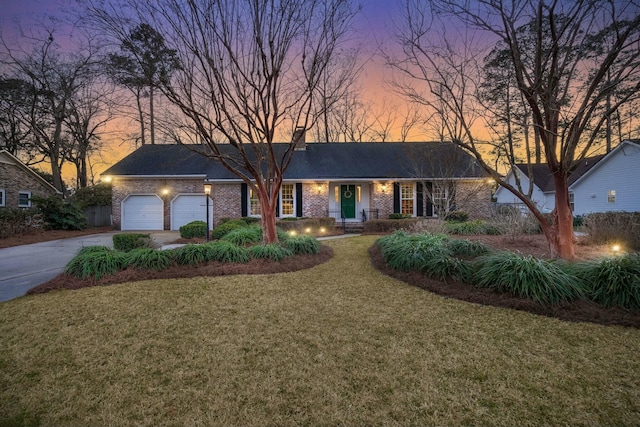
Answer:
0;188;5;207
608;190;616;203
247;184;298;218
279;183;296;217
569;192;575;211
400;183;415;216
432;183;449;217
18;191;31;208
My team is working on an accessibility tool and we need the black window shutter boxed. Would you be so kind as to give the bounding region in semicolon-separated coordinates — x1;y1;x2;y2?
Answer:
296;183;303;217
393;183;400;213
426;182;433;217
416;182;424;217
241;183;248;217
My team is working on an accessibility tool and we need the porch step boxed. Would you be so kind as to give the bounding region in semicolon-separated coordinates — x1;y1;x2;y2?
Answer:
340;222;365;233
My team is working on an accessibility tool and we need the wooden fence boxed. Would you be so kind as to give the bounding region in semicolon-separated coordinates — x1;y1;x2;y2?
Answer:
84;206;112;228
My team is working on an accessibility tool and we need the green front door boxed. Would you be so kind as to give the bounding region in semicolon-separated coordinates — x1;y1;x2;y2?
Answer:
341;185;356;219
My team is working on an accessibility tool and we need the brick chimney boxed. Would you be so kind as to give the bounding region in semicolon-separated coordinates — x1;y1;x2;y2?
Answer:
293;126;306;151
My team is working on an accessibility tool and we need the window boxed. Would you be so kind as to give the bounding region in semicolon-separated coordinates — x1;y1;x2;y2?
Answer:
569;192;575;211
280;184;295;216
18;191;31;208
608;190;616;203
249;188;261;216
400;183;414;215
432;184;448;216
0;189;5;207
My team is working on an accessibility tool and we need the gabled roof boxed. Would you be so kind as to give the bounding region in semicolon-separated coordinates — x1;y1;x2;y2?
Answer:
0;150;61;194
102;142;488;181
514;153;606;193
569;139;640;188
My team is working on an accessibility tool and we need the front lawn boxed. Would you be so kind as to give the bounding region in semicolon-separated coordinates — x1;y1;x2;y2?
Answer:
1;236;639;426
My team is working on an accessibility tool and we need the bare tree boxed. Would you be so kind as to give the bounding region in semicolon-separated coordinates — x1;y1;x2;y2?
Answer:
0;24;102;193
391;0;640;259
86;0;359;243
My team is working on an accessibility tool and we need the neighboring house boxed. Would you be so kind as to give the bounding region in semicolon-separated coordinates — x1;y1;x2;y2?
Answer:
101;141;491;231
0;150;61;209
493;139;640;215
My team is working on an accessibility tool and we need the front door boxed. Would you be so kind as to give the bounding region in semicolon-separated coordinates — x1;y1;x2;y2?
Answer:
341;185;356;219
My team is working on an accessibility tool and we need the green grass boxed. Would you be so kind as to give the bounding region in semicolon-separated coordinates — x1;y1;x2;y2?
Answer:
1;236;639;426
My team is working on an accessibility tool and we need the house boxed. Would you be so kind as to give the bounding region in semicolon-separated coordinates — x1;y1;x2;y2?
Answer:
493;139;640;215
101;141;492;231
0;150;61;209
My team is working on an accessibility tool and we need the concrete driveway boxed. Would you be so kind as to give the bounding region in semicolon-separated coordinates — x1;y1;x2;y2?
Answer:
0;231;180;303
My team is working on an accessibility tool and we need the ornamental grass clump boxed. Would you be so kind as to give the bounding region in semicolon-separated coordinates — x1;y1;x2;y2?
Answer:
221;226;263;246
283;235;320;254
173;244;214;266
206;240;250;263
571;254;640;309
65;251;127;280
472;252;585;305
124;248;173;271
211;220;247;240
76;245;112;256
446;239;492;257
377;231;450;272
445;220;501;235
248;243;293;261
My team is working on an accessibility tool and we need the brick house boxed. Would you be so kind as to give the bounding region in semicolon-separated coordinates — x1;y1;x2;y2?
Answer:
101;142;491;231
0;150;61;209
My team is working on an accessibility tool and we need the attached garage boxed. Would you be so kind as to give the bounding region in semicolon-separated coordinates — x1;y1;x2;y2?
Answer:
171;194;212;230
121;195;164;230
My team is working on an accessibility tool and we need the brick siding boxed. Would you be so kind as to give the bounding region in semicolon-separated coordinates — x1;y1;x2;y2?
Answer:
0;163;58;208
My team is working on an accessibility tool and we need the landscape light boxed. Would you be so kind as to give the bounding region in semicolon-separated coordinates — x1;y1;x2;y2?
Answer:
612;244;621;253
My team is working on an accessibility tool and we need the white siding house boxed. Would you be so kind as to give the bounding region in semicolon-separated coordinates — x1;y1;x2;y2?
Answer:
493;164;555;213
493;140;640;215
570;140;640;215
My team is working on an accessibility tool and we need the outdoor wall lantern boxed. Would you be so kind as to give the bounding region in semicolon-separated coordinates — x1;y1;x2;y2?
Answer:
381;183;387;193
204;183;212;241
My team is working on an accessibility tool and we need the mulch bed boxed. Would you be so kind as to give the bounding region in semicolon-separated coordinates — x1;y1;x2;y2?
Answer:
27;246;334;295
369;243;640;328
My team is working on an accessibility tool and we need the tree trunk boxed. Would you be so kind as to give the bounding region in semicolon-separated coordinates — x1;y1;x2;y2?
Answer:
549;173;575;259
259;188;279;244
149;86;155;145
136;90;146;145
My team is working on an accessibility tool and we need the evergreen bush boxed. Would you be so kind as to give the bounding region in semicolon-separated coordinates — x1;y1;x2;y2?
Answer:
206;240;251;263
179;220;207;239
65;251;127;279
283;235;321;254
125;248;173;271
113;233;152;252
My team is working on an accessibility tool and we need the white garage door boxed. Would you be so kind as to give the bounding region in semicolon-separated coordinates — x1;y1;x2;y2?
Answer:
171;194;212;230
121;195;164;230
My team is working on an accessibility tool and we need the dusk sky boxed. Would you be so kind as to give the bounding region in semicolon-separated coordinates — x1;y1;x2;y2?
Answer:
0;0;416;180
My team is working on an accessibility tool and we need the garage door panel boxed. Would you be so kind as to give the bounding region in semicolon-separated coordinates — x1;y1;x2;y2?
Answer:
122;195;164;230
171;194;212;230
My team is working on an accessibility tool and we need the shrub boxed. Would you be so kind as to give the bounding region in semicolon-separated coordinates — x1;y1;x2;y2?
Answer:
125;248;173;271
0;208;43;238
388;213;412;219
445;220;501;235
444;211;469;222
180;220;207;239
242;216;261;225
71;183;112;208
248;243;293;261
206;240;251;263
65;251;127;279
113;233;152;252
446;239;492;257
583;212;640;251
212;220;247;240
283;235;321;254
32;195;86;230
276;217;335;233
571;254;640;309
221;226;263;245
173;244;212;265
472;252;584;305
364;218;421;233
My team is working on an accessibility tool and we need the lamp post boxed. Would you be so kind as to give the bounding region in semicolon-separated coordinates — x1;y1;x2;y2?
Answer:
204;183;212;242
